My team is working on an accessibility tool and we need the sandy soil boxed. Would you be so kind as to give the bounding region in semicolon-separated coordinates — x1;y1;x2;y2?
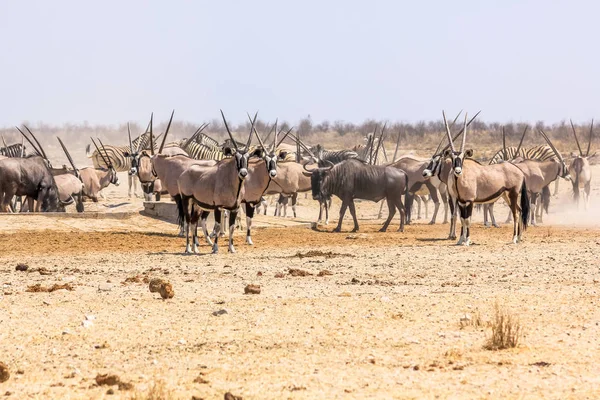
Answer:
1;169;600;399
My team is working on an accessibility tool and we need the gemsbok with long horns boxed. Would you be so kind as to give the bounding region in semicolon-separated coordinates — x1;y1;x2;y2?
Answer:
177;111;260;254
568;119;595;209
438;111;530;245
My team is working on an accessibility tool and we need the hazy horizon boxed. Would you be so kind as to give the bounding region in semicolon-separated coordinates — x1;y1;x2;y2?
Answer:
2;0;599;127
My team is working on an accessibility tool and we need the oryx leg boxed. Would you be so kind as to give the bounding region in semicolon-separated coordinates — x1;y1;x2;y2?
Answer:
291;192;298;218
457;202;473;246
245;203;255;245
183;198;194;254
127;174;133;198
416;196;422;220
427;183;440;224
506;190;521;244
199;211;213;246
212;209;222;254
405;192;414;224
333;201;348;232
584;182;591;210
348;200;359;232
190;206;201;254
228;209;238;253
553;178;559;196
448;197;457;240
380;197;396;232
440;188;449;224
424;196;429;219
488;203;499;228
35;189;46;212
530;193;538;226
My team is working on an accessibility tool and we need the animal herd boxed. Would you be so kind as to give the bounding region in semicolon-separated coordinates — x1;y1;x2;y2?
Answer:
0;110;594;252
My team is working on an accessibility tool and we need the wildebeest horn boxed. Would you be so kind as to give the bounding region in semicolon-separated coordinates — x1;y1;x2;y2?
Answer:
23;125;48;159
16;126;42;157
460;113;468;152
220;110;238;150
570;119;584;157
586;119;594;157
323;159;334;170
57;137;78;174
90;137;110;167
514;125;528;159
441;110;481;153
247;113;266;150
128;123;133;154
246;111;258;150
442;111;456;152
303;160;319;174
96;138;114;168
158;110;174;154
538;130;564;163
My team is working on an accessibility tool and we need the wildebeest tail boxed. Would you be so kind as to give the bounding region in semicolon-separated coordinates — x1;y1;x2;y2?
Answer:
520;180;530;231
541;185;550;214
174;194;185;230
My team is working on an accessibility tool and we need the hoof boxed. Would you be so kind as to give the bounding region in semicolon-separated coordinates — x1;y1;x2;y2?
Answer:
428;221;435;225
246;236;254;246
379;228;387;233
228;247;236;253
332;228;341;233
493;224;500;228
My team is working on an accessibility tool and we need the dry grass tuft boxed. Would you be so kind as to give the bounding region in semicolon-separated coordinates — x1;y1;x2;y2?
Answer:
460;309;485;329
128;380;173;400
484;302;522;350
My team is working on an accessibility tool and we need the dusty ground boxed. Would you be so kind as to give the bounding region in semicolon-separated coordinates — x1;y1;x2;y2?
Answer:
1;169;600;399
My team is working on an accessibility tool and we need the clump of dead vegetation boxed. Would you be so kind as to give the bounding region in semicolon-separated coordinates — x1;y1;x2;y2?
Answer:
459;309;485;329
290;250;353;259
26;283;73;293
484;302;523;350
127;380;174;400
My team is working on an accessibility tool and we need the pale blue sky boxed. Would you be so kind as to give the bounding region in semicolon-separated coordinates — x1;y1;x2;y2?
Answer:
1;0;598;126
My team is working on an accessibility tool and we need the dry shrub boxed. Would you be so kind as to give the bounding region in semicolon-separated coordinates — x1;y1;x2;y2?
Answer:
460;309;485;329
484;302;522;350
128;380;173;400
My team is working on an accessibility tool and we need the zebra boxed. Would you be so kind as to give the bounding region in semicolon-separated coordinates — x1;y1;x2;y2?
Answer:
195;132;220;148
0;142;26;158
181;142;225;161
86;132;154;198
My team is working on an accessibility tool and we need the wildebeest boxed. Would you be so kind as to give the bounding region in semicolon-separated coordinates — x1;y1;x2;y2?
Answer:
0;127;62;212
303;158;408;233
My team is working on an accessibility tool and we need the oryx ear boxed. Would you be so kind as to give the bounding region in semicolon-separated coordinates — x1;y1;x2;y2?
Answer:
250;148;264;158
278;151;288;160
223;147;234;157
443;149;452;158
464;149;474;158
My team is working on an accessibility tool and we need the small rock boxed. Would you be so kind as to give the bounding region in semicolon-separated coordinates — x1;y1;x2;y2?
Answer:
244;284;261;295
82;320;94;329
177;339;186;345
274;273;285;278
95;373;120;386
85;315;96;321
192;396;205;400
98;283;114;292
106;388;114;395
148;278;164;293
37;267;52;276
224;392;242;400
256;271;263;276
338;292;352;297
0;362;9;383
43;300;52;306
62;330;71;335
318;270;333;277
15;263;28;272
212;309;228;317
413;365;420;371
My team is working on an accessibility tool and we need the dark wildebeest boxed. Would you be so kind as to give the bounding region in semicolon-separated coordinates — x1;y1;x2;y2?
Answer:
303;158;408;233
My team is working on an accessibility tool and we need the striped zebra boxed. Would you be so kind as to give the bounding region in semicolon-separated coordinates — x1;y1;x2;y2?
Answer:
0;143;26;158
195;132;220;148
489;144;556;165
85;132;154;198
181;142;225;161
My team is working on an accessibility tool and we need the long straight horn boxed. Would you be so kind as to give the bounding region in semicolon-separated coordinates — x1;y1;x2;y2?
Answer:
1;135;8;150
442;111;455;152
20;135;24;157
245;111;258;150
158;110;174;154
539;130;564;163
149;113;155;155
276;127;294;148
434;110;462;154
441;110;481;153
16;126;42;157
23;125;48;159
57;137;78;172
570;119;583;156
220;109;238;150
586;119;594;157
90;137;110;167
264;119;277;145
272;120;279;153
515;125;528;158
502;126;507;160
247;113;266;150
291;133;316;158
183;123;208;149
373;123;387;164
97;138;113;168
128;123;133;153
392;130;401;161
460;112;468;152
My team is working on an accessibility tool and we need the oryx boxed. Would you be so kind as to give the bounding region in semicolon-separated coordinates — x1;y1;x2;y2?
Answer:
568;119;594;209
